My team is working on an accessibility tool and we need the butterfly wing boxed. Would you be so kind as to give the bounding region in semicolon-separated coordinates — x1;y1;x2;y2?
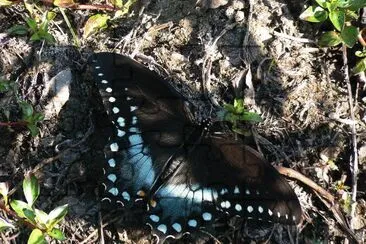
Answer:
146;135;302;241
90;52;195;205
89;52;302;243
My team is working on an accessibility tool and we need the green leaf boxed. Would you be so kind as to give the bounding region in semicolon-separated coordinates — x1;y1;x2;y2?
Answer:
337;0;366;10
109;0;123;8
299;5;328;22
233;99;245;114
0;217;15;232
83;14;110;38
345;9;359;21
53;0;75;7
43;32;55;44
223;104;236;113
48;228;66;240
318;31;342;47
329;9;345;31
25;18;37;32
315;0;327;8
23;208;36;224
115;0;137;17
46;204;68;230
27;124;40;137
348;0;366;10
336;0;353;8
23;174;40;207
30;33;41;42
241;112;263;123
325;1;338;11
39;22;48;32
340;26;358;48
28;229;47;244
0;80;11;93
32;113;45;123
46;11;57;21
352;58;366;74
355;50;366;58
7;25;29;35
0;0;13;6
10;200;32;218
219;111;234;122
34;209;48;228
20;101;34;119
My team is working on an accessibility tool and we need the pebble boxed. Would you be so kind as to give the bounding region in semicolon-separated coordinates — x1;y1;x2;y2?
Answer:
225;6;235;19
235;11;245;22
231;0;245;10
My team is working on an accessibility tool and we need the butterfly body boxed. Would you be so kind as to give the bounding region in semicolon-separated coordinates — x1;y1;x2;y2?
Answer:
89;52;302;242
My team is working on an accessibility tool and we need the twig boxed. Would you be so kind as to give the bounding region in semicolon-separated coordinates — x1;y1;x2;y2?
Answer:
272;31;316;44
313;190;359;244
276;166;359;243
342;44;359;231
99;210;105;244
275;166;334;203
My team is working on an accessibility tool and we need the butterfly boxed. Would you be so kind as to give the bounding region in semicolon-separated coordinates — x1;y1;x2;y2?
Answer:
89;52;302;242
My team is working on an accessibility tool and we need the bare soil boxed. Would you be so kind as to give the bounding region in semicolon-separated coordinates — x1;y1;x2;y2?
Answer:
0;0;365;243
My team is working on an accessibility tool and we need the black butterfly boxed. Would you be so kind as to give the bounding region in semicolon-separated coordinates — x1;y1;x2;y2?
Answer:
89;52;302;242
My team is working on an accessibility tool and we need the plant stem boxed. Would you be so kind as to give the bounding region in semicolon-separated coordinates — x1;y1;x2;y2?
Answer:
59;7;80;47
0;121;27;127
342;44;358;230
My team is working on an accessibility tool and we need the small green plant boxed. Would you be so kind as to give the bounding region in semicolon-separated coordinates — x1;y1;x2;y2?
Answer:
83;14;110;38
332;177;352;213
0;79;44;136
0;79;14;93
7;12;56;44
300;0;365;48
353;48;366;74
218;98;262;135
300;0;366;74
19;101;45;136
0;101;44;137
0;174;68;243
83;0;137;38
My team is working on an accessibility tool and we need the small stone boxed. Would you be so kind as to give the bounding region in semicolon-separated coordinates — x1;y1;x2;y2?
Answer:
196;0;229;9
43;68;73;120
225;6;235;19
231;0;245;10
235;11;245;22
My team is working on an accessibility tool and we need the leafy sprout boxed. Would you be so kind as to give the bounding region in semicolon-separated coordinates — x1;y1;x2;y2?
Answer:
300;0;366;74
7;12;56;44
217;98;262;135
0;174;68;244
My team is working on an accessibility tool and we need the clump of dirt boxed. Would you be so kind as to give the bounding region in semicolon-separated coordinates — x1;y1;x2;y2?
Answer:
0;0;365;243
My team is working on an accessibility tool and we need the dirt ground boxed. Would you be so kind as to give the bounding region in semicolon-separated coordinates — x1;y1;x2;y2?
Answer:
0;0;366;243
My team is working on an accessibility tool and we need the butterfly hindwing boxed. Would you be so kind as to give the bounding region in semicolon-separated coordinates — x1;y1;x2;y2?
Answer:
146;136;302;241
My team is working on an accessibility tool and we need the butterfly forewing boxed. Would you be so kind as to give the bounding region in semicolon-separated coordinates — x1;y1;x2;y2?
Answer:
90;53;195;205
89;53;302;242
